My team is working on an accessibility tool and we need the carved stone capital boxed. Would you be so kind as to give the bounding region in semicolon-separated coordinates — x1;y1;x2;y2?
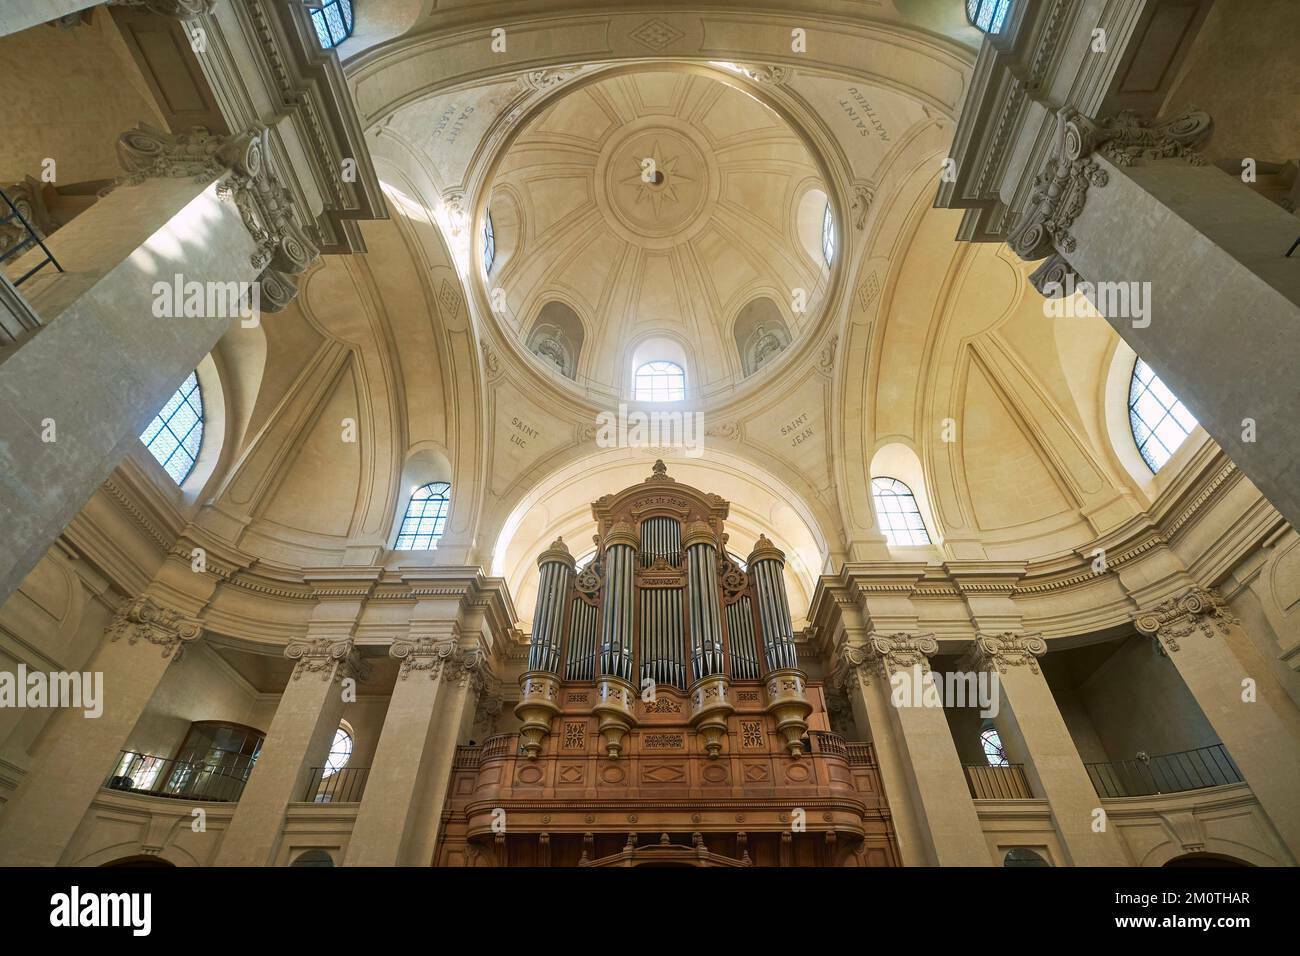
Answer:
107;596;203;661
1028;253;1079;298
390;636;457;679
285;638;368;683
836;631;937;687
1010;106;1212;263
965;632;1048;674
114;124;318;312
445;647;491;691
108;0;219;20
1134;586;1237;653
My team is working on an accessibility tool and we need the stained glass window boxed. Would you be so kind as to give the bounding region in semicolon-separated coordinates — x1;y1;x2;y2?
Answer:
483;211;496;274
871;477;931;546
981;727;1009;767
1129;358;1198;472
967;0;1012;34
395;481;451;549
140;370;203;485
323;727;352;777
634;361;686;402
822;201;835;265
310;0;354;49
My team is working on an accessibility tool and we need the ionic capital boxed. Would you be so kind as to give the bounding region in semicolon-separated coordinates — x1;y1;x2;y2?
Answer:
390;636;457;680
1134;586;1236;653
964;632;1047;674
107;0;219;20
285;637;368;683
107;595;203;661
835;631;937;687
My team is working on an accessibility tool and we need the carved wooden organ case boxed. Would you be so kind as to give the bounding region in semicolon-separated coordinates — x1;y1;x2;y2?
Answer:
516;459;813;761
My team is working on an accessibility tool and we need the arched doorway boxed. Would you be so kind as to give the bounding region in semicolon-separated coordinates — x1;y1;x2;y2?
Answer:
1163;852;1253;868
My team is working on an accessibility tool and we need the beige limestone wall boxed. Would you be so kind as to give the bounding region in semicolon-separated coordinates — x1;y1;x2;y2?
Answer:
0;13;165;183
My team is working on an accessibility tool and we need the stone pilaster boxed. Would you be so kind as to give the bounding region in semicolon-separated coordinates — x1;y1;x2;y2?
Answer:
963;633;1131;866
1136;587;1300;858
837;630;990;866
0;596;202;865
213;637;367;866
344;635;459;866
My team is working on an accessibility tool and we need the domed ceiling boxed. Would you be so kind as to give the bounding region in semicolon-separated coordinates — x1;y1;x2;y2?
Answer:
483;69;834;399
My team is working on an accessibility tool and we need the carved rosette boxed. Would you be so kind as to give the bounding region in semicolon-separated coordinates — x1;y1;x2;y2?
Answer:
514;670;562;759
390;637;456;680
106;596;203;661
965;632;1048;674
284;638;368;684
592;675;637;759
113;124;318;312
763;667;812;757
1010;106;1212;265
688;673;733;759
1134;586;1236;653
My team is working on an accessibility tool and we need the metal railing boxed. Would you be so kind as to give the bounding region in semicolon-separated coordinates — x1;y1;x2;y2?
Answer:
303;766;370;803
1085;744;1242;798
0;185;62;287
965;763;1034;799
105;750;252;803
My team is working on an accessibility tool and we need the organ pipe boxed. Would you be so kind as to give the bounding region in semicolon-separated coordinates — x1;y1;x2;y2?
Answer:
749;534;798;672
527;538;574;673
684;521;725;679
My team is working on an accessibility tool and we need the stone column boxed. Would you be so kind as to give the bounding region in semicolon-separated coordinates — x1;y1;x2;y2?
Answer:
0;596;201;865
1012;107;1300;528
840;632;991;866
964;633;1131;866
342;634;457;866
213;637;366;866
1136;587;1300;858
0;124;317;607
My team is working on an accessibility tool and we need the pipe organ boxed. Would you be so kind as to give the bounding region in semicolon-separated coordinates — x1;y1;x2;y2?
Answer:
437;463;900;867
517;459;813;760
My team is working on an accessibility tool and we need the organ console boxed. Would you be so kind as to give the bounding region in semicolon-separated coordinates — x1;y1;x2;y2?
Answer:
516;459;813;760
435;461;900;866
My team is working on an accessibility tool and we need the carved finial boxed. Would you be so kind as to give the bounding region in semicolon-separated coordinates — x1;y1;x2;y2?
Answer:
660;832;671;845
650;459;669;480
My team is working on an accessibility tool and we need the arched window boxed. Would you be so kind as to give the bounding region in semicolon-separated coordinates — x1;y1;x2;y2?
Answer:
310;0;354;49
981;726;1009;767
871;477;931;546
634;361;686;402
1128;358;1198;473
822;201;835;265
967;0;1012;34
482;211;496;274
140;370;204;485
1003;848;1050;867
323;726;352;777
395;481;451;550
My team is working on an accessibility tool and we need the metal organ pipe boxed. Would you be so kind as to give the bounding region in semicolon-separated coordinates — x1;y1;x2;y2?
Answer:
748;535;798;672
599;522;637;681
527;538;574;674
684;521;724;680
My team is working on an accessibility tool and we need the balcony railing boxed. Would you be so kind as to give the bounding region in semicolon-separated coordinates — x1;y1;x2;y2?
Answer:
303;766;370;803
105;750;253;803
1085;744;1243;798
845;742;877;768
0;185;62;287
964;763;1034;799
807;730;847;759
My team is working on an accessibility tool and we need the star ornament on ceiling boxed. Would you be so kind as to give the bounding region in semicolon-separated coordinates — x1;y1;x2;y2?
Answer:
621;141;694;218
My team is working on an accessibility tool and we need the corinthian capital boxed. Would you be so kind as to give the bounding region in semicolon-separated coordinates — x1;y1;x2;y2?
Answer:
107;0;219;20
285;638;368;683
107;596;203;661
1135;586;1236;653
836;632;937;687
390;636;457;680
1009;106;1212;263
113;124;318;312
964;632;1047;674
